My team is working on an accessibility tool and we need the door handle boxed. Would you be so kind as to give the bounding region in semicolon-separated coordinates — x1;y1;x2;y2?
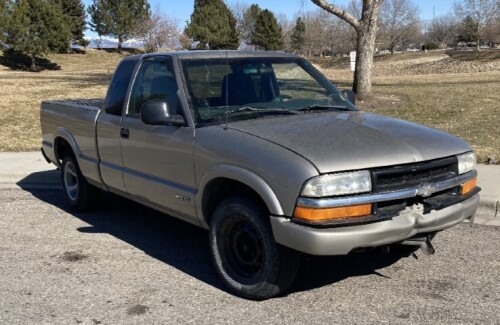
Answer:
120;128;129;139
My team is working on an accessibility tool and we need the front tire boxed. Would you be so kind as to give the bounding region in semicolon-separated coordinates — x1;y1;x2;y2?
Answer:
61;152;100;211
209;197;300;300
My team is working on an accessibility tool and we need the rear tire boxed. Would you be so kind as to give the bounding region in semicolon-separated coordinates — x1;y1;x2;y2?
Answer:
61;151;100;211
209;196;300;300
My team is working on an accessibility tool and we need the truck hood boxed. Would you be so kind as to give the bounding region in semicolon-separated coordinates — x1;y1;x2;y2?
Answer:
227;111;471;173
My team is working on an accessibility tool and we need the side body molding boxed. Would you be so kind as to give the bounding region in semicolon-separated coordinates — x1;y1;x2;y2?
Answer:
196;164;284;227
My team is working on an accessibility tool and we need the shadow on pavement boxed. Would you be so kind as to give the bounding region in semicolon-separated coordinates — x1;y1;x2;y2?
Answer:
17;173;413;298
14;170;61;189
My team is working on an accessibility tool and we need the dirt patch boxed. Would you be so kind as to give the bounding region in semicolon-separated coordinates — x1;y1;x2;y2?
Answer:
314;51;500;79
59;251;88;262
126;305;149;316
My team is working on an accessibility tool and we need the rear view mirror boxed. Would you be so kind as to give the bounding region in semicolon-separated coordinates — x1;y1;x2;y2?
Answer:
140;100;185;126
342;89;356;105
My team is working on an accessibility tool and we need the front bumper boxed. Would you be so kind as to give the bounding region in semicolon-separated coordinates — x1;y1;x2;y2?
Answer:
270;193;479;255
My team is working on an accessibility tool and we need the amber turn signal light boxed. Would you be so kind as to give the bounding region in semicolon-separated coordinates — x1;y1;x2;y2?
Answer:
460;177;477;196
294;204;372;222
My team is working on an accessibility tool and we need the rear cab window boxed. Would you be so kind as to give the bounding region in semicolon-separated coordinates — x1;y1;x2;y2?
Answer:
104;57;139;116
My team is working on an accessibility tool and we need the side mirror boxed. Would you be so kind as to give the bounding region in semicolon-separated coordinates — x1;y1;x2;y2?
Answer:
342;89;356;105
140;100;185;126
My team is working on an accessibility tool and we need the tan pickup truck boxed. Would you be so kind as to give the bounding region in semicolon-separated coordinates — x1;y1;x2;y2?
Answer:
41;51;480;300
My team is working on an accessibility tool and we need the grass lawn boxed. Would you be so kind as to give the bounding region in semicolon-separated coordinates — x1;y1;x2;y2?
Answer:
326;71;500;164
0;50;498;163
0;49;127;151
372;72;499;164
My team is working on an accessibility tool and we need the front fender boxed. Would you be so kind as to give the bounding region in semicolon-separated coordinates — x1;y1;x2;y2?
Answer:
196;164;284;227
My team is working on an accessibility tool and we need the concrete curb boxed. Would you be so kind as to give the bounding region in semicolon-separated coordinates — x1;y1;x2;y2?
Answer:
476;164;500;218
476;198;499;218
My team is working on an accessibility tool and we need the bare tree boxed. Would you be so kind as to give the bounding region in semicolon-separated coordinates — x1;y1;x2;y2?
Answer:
326;15;354;54
276;12;293;51
231;1;249;43
454;0;500;51
135;5;179;52
483;15;500;44
310;0;384;99
378;0;420;54
296;9;352;56
179;32;193;50
233;4;262;46
302;10;328;55
430;15;456;49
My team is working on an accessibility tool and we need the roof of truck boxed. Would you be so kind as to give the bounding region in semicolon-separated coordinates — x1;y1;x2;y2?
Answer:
125;50;301;61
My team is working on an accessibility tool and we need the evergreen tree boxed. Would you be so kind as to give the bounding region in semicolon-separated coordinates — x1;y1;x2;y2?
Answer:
457;15;479;44
290;17;306;54
185;0;239;50
88;0;111;48
251;9;283;51
53;0;86;46
88;0;150;50
5;0;71;70
45;0;73;52
0;1;7;44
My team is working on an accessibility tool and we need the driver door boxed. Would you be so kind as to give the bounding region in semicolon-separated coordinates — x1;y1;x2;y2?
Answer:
120;57;197;219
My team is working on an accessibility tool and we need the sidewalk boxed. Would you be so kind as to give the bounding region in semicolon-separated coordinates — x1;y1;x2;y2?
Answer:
0;151;60;189
0;151;498;224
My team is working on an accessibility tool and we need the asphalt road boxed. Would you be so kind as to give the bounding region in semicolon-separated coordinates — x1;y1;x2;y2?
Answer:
0;188;499;325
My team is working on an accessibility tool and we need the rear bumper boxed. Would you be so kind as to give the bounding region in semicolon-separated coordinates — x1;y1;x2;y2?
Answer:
271;194;479;255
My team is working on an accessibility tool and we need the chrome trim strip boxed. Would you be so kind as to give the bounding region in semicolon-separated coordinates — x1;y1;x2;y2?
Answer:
123;165;198;195
297;170;477;208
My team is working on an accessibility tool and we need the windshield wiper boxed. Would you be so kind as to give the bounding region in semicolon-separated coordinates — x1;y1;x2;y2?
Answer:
296;104;350;112
214;106;297;118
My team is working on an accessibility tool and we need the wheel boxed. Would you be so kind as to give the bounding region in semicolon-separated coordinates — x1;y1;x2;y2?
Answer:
61;151;100;211
209;196;300;300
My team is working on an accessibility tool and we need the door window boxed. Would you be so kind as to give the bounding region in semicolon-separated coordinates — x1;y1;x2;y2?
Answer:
128;59;180;118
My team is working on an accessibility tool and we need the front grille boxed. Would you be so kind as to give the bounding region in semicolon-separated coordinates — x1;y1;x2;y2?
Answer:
372;157;458;192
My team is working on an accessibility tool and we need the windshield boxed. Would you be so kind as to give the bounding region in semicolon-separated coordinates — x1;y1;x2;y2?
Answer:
181;57;356;125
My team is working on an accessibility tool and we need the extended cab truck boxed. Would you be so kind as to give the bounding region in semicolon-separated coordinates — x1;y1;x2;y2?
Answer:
41;51;480;300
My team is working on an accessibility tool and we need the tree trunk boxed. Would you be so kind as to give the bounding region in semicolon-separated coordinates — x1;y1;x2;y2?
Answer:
118;36;123;52
311;0;382;100
29;53;36;71
352;19;378;100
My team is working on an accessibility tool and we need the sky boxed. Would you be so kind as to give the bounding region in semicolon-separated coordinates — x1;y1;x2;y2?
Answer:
82;0;457;37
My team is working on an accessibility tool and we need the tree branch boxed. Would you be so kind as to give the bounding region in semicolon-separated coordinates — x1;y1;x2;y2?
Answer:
310;0;360;30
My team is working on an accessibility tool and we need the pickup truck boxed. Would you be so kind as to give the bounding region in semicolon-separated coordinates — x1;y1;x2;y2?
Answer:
41;51;480;300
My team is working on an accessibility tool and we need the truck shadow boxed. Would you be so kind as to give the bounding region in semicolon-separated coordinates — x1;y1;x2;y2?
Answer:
18;174;413;298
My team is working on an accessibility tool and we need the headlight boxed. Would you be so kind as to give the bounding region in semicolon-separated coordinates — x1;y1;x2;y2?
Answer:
302;171;371;197
457;152;476;174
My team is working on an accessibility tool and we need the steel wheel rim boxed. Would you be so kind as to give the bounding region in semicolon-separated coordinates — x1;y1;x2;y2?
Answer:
221;216;264;280
63;160;79;201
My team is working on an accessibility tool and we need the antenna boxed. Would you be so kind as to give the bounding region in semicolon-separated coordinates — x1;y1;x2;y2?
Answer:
224;50;229;130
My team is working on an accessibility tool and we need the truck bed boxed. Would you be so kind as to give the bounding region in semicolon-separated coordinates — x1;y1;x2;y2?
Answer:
41;99;103;166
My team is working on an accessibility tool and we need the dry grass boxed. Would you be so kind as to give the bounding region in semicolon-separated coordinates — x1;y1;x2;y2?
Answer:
0;49;128;151
0;50;499;163
448;49;500;62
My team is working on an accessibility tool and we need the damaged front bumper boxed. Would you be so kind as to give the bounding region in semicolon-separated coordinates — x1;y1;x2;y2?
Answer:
271;193;480;255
